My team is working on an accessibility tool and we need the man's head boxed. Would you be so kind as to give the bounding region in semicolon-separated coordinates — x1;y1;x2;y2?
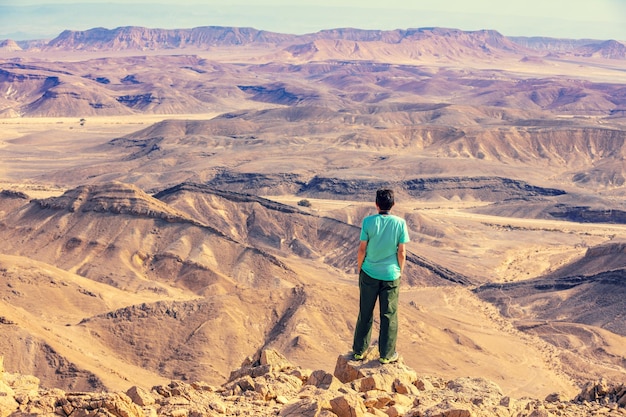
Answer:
376;189;395;211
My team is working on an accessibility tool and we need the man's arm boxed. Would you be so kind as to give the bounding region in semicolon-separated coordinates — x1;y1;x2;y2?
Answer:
357;240;368;272
397;243;406;275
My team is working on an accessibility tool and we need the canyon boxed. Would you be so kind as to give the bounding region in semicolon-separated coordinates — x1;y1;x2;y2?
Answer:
0;24;625;416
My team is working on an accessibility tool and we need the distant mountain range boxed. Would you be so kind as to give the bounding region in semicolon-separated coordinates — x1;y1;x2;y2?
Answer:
2;26;625;60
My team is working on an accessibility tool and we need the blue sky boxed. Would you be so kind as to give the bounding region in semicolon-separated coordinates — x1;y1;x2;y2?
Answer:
1;0;625;41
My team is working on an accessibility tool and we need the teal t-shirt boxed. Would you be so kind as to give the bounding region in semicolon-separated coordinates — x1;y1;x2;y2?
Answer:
360;213;410;281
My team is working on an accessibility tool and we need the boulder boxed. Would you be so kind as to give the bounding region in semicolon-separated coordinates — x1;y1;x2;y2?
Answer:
306;370;344;391
1;349;625;417
261;349;293;370
2;372;40;408
0;361;22;417
421;400;472;417
363;390;393;409
334;353;418;394
279;398;323;417
330;393;368;417
415;376;436;391
126;386;156;406
54;392;144;417
575;378;626;405
385;403;411;417
544;392;567;403
0;381;18;417
334;353;367;384
356;373;397;393
229;349;296;381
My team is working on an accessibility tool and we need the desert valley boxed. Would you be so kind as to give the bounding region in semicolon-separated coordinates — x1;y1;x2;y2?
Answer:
0;25;626;416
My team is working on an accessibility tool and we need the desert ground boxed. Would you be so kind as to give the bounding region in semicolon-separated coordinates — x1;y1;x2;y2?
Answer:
1;112;624;398
0;27;625;402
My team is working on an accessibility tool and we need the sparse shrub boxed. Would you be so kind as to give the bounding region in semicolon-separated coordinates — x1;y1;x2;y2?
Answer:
297;199;311;208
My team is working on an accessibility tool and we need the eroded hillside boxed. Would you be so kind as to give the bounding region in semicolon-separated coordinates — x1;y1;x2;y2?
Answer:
2;181;612;397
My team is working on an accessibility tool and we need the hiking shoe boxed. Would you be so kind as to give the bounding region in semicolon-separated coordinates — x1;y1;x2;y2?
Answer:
379;352;399;364
353;353;364;361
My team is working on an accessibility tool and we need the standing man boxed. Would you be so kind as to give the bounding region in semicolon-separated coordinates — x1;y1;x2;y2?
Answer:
353;189;410;364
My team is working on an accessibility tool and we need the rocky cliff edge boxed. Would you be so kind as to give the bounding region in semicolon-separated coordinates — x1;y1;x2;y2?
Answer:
1;350;625;417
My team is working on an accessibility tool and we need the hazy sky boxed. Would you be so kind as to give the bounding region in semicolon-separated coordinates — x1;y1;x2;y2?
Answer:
1;0;625;41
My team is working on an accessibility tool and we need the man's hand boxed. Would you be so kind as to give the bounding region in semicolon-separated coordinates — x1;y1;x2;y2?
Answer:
357;240;368;272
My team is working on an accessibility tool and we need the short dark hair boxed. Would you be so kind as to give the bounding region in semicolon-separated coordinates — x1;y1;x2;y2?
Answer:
376;189;395;210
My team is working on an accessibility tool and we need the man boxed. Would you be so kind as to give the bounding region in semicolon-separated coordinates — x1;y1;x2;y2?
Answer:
353;189;410;364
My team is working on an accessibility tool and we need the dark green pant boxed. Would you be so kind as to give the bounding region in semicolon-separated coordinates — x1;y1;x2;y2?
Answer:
352;270;400;359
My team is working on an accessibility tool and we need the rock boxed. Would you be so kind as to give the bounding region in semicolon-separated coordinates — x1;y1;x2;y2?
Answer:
330;393;368;417
190;381;217;392
3;373;40;408
393;378;419;396
0;389;19;417
229;349;296;381
363;390;393;409
1;349;625;417
107;392;147;417
354;364;417;394
18;387;63;415
575;378;626;407
356;373;397;393
254;379;272;400
227;367;304;401
367;407;388;417
385;403;410;417
306;370;343;391
334;353;367;384
209;400;227;414
279;398;323;417
289;367;312;383
544;392;567;403
576;379;604;402
236;375;255;392
169;408;189;417
390;393;414;408
334;353;419;395
261;349;292;370
0;365;19;417
499;396;513;407
269;373;304;399
127;386;156;406
422;400;472;417
528;408;552;417
415;376;436;391
53;392;145;417
276;395;289;405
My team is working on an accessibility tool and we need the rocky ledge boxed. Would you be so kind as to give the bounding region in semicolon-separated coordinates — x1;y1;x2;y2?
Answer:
1;351;625;417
